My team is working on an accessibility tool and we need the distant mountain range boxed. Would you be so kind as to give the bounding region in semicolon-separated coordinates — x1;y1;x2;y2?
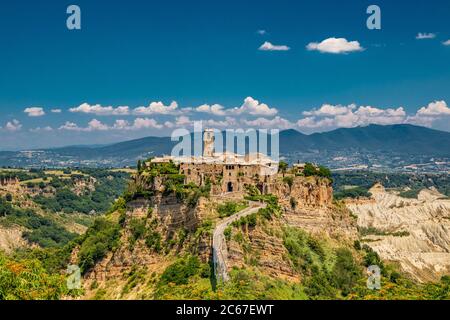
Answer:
1;124;449;168
278;124;450;155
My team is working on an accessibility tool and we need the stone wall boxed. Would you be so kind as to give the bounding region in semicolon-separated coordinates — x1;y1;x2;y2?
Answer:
181;162;277;195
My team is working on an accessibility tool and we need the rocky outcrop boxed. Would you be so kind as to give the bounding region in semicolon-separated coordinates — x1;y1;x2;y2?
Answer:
0;177;21;194
0;226;29;254
271;175;356;241
225;176;355;281
79;174;352;297
283;206;358;242
271;176;333;208
347;185;450;282
226;222;298;282
213;203;266;282
71;177;96;196
81;194;214;288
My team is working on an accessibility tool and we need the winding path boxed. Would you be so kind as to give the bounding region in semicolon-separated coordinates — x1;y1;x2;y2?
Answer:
212;201;267;282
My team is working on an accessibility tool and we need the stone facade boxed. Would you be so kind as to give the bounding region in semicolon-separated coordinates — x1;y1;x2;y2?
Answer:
150;130;279;195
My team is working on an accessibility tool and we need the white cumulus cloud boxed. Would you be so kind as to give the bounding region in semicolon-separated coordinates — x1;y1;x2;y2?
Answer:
241;116;294;129
193;97;278;117
133;101;179;115
204;117;238;128
4;119;22;132
58;118;168;132
70;103;130;116
59;121;81;131
231;97;278;116
195;104;227;116
58;119;109;132
416;100;450;116
408;101;450;126
443;40;450;46
131;118;164;130
303;104;356;117
30;126;53;132
87;119;109;131
24;107;45;117
258;41;290;51
297;104;406;130
416;32;436;39
306;37;364;54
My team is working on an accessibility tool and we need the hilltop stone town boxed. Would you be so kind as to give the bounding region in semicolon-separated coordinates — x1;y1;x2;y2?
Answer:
149;129;280;195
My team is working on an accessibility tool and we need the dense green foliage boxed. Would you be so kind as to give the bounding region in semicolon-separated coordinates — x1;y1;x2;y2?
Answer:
283;227;362;299
219;268;308;300
398;189;421;199
133;161;210;207
77;218;121;273
128;218;147;246
217;201;248;218
334;187;372;200
0;252;71;300
358;226;410;237
0;197;76;248
126;216;163;253
0;170;41;182
34;170;129;214
159;256;210;286
349;244;450;300
243;186;281;222
303;163;332;179
232;213;257;228
278;161;289;174
13;244;75;275
349;276;450;300
153;256;212;299
332;248;362;296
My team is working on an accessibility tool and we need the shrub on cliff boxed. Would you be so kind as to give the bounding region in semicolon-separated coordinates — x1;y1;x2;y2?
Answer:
283;176;294;189
303;163;332;179
77;218;121;273
217;201;248;218
145;231;162;253
283;227;338;298
158;256;208;286
278;161;289;174
332;248;362;296
128;218;147;246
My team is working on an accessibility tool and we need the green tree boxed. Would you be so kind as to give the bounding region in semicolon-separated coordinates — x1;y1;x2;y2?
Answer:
332;248;362;296
137;160;142;172
278;161;289;176
283;176;294;191
303;163;317;177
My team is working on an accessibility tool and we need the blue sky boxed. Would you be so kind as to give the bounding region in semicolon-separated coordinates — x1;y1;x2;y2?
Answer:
0;0;449;149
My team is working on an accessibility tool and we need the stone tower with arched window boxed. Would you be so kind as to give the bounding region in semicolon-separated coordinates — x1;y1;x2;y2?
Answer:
203;129;215;157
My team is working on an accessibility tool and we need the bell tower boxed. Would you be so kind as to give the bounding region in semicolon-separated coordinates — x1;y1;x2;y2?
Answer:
203;129;215;157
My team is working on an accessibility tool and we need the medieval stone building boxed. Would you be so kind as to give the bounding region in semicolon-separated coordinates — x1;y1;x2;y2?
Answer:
149;129;279;195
